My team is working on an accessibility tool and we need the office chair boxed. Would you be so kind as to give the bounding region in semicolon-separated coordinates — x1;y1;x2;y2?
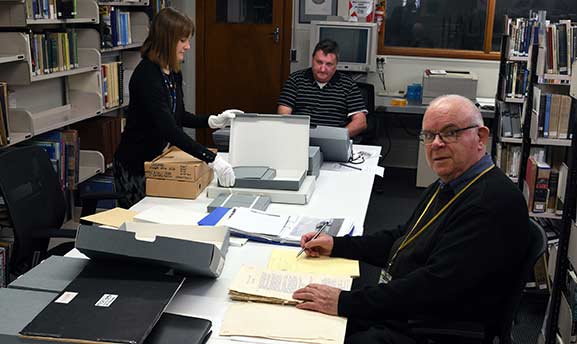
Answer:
355;81;378;145
411;218;548;344
0;145;123;277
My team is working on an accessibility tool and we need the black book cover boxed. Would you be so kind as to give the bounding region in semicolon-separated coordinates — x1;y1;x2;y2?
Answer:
56;0;76;19
20;263;184;344
144;313;212;344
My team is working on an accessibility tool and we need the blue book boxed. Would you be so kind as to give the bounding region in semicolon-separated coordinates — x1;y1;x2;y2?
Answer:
544;94;552;138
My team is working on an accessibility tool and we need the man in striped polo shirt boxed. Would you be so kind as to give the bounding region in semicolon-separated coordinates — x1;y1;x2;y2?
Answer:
277;39;368;138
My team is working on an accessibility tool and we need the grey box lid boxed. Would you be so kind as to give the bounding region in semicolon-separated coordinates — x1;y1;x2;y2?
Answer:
75;224;229;278
0;288;57;344
9;256;88;293
207;194;271;213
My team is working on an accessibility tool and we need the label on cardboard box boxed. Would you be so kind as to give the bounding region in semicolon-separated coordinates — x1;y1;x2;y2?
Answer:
146;169;214;200
144;146;211;182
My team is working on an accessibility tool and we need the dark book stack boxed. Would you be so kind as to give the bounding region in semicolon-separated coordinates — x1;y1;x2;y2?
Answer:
503;61;529;99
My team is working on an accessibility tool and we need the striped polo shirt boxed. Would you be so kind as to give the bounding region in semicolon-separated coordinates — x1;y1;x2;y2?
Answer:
277;68;367;127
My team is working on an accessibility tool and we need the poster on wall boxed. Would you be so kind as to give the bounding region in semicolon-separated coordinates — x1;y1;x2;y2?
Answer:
349;0;375;22
305;0;333;15
299;0;337;23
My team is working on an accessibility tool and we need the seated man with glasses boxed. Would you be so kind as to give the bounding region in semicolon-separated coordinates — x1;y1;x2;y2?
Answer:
292;94;530;344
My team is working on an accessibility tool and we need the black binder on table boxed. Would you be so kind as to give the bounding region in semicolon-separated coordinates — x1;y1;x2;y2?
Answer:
144;313;212;344
20;263;184;344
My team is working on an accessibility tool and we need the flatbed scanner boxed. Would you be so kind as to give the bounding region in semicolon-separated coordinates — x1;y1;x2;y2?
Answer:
422;69;478;104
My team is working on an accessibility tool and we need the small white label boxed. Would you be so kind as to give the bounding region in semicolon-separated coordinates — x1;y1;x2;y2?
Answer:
95;294;118;307
55;291;78;304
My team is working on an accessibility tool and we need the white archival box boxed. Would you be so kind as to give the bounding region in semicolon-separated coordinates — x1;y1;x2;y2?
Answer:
229;114;310;181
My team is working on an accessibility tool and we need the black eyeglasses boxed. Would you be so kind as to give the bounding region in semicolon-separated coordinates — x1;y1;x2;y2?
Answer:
419;125;479;144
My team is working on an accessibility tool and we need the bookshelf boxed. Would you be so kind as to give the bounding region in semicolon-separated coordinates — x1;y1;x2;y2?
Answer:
0;0;99;27
0;1;107;179
495;13;576;221
537;55;577;343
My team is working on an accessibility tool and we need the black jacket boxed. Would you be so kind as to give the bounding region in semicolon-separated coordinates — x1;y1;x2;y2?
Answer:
334;167;529;323
114;57;216;175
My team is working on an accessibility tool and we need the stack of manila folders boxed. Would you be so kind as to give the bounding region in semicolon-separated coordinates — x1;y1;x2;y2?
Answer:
220;248;359;344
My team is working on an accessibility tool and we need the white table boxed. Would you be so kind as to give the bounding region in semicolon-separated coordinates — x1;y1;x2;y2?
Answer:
68;144;382;343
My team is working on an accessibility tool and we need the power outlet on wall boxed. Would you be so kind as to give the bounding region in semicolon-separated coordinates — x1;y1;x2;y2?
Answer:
290;49;298;62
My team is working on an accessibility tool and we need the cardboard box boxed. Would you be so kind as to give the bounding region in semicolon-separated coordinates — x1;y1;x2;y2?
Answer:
75;223;230;278
144;146;211;182
146;169;213;199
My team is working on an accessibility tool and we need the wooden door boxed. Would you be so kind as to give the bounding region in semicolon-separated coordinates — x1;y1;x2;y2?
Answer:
196;0;292;146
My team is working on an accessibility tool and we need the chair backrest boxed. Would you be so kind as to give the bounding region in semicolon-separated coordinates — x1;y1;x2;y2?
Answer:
490;218;548;342
355;81;375;114
355;81;376;143
0;145;67;274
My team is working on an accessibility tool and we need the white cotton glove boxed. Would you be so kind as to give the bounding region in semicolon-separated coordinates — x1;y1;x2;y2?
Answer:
209;155;236;187
208;109;244;129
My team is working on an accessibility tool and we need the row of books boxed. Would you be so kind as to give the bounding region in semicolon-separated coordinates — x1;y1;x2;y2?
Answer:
100;6;138;49
23;130;80;191
542;21;577;76
533;88;574;139
29;30;79;76
523;156;568;215
506;17;533;57
102;61;124;109
496;143;521;178
500;111;522;138
501;61;529;99
25;0;77;20
0;82;9;147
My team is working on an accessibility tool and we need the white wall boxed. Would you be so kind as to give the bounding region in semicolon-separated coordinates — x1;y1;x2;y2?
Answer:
176;0;500;108
291;0;500;99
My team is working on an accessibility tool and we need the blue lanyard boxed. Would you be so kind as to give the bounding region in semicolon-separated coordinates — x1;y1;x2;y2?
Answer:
162;72;177;115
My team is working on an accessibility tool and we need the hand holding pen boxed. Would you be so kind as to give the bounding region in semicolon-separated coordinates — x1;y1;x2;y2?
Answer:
296;221;334;258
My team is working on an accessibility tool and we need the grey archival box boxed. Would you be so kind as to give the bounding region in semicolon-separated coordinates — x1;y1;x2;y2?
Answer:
75;224;229;278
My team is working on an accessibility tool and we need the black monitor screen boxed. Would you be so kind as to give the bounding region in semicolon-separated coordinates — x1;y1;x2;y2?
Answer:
319;27;369;64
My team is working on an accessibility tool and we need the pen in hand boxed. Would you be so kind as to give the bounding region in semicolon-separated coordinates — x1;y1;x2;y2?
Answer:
296;221;330;258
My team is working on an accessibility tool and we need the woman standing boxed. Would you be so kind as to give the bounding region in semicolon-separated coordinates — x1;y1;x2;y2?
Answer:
114;7;238;208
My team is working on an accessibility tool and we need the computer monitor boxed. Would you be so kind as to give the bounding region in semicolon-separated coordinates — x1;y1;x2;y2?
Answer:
310;21;377;73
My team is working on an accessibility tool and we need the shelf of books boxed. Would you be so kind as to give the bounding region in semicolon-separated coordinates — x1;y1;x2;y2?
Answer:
0;31;101;86
0;0;99;27
540;59;577;344
97;1;149;7
98;7;149;50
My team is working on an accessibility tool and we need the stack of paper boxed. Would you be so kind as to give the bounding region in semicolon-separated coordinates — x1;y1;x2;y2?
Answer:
228;265;352;305
222;265;350;344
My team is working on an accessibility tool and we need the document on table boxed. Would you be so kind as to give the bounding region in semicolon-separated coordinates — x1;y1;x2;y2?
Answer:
133;205;206;226
268;248;360;277
80;207;137;228
222;207;354;246
228;265;352;305
220;302;347;344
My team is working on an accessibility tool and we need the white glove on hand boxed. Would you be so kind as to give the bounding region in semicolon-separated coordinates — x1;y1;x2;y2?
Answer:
209;155;236;187
208;109;244;129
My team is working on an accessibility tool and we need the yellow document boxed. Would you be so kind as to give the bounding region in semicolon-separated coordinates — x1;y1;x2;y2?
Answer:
80;208;137;228
229;265;352;305
268;248;360;277
220;302;347;344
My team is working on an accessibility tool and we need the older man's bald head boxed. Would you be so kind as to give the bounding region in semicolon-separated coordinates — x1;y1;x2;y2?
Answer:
427;95;484;127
